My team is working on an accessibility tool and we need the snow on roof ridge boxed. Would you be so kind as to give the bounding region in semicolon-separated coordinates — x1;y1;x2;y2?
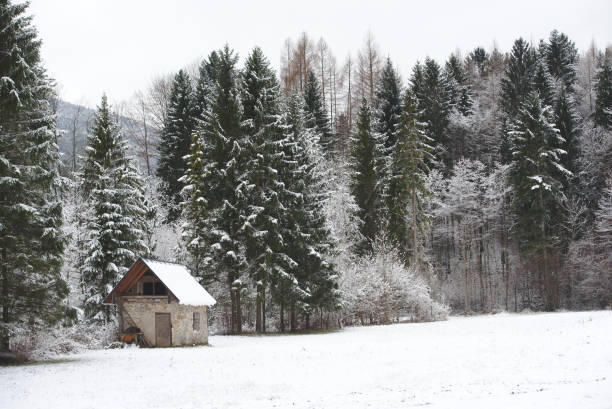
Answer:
140;257;216;307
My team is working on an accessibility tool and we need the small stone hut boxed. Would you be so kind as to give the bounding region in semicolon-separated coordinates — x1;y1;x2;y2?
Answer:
103;258;216;347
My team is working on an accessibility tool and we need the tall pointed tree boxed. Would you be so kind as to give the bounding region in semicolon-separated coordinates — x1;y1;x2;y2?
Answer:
241;47;293;333
500;38;537;162
374;58;402;150
156;70;196;222
593;57;612;129
280;93;337;330
79;95;150;322
303;71;333;153
0;0;69;350
509;91;571;310
184;45;247;334
349;98;385;254
543;30;578;90
411;57;454;170
386;90;434;266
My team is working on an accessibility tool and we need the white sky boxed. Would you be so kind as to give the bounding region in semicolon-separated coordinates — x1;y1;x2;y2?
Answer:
28;0;612;108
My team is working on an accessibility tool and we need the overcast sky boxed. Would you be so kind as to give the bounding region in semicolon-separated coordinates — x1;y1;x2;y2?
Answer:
28;0;611;108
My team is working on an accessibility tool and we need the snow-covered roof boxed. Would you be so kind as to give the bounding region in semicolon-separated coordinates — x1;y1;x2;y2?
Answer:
141;258;216;306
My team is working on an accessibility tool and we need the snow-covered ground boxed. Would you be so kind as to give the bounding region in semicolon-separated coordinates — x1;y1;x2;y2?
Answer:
1;311;611;409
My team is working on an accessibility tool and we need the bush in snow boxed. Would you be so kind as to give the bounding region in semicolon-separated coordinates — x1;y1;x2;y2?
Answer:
340;234;449;325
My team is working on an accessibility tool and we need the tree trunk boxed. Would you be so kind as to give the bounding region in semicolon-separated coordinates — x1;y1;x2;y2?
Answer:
290;303;297;332
280;301;285;332
236;288;242;334
262;285;266;333
255;288;262;333
1;248;10;351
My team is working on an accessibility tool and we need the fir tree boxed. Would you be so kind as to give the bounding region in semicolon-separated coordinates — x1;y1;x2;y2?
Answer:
411;57;453;170
469;47;489;77
185;45;247;334
193;51;219;121
349;98;385;254
509;91;571;310
374;58;402;150
501;38;537;118
500;38;537;162
593;56;612;129
279;93;338;330
445;54;473;116
303;71;333;153
533;57;555;107
554;87;580;180
156;70;196;222
79;95;149;322
386;90;434;266
0;0;69;350
240;47;293;333
543;30;578;90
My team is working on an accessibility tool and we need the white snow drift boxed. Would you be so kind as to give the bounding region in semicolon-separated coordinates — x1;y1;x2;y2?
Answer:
1;311;610;409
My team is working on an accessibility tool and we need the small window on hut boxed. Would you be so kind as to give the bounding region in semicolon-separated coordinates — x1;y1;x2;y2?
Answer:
154;281;167;296
143;282;153;295
193;312;201;331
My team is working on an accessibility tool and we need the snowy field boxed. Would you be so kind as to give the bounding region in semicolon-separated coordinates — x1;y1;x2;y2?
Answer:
1;311;611;409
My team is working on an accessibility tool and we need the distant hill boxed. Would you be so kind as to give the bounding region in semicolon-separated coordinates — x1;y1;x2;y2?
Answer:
56;100;159;174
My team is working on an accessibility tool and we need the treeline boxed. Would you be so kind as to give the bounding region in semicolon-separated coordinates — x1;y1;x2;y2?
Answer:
2;0;611;351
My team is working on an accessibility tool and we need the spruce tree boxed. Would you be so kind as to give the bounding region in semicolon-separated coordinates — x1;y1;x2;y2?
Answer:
509;91;571;310
501;38;537;118
349;98;385;254
470;47;489;77
533;57;555;107
411;57;453;170
303;71;333;154
280;93;337;330
0;0;69;350
240;47;293;332
156;70;196;222
554;87;580;180
445;54;473;116
186;45;247;333
374;58;403;150
79;95;149;322
543;30;578;90
500;38;537;162
593;56;612;129
386;90;434;266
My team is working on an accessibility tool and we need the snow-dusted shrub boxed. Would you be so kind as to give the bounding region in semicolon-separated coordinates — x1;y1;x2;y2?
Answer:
10;321;118;360
339;237;449;325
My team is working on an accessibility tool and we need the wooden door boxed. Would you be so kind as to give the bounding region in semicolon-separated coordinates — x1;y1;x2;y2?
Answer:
155;313;172;346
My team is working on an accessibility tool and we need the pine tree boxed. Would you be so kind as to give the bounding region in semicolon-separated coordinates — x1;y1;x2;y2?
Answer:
593;56;612;129
185;45;247;334
386;90;434;266
554;87;580;180
303;71;333;153
156;70;196;222
193;51;219;121
509;91;571;310
445;54;473;116
0;0;69;350
374;58;402;150
469;47;489;77
79;95;149;322
543;30;578;90
240;47;293;333
500;38;537;163
533;57;555;107
411;57;454;170
279;93;338;330
349;98;385;254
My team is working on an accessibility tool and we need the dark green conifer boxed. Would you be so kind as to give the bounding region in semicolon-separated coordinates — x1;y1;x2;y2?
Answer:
0;0;69;349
